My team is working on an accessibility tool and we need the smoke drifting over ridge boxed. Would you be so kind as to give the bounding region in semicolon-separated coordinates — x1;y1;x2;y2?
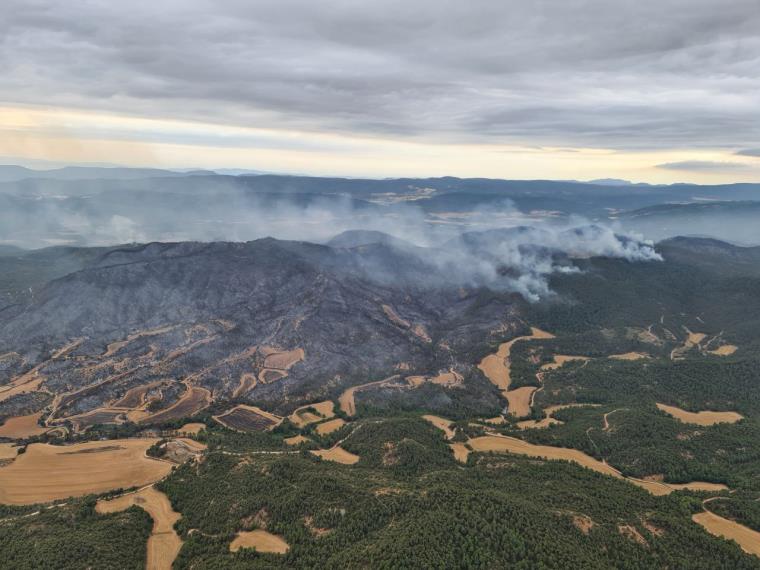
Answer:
340;224;661;302
0;182;660;301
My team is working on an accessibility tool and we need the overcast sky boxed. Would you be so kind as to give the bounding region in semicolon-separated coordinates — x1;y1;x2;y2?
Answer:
2;0;760;182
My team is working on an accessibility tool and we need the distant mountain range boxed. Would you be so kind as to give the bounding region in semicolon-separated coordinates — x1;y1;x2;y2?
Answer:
1;165;759;248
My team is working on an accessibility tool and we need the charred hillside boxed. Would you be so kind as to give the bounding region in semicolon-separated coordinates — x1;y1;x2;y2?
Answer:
0;236;522;426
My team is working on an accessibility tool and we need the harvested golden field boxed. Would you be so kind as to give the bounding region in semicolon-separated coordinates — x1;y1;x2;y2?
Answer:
339;376;400;416
693;511;760;557
289;400;335;428
258;368;287;384
477;345;511;390
609;352;650;361
529;327;556;340
310;446;359;465
656;403;743;426
709;345;738;356
466;435;726;496
668;482;729;492
422;415;455;439
230;530;290;554
483;416;506;425
478;327;554;416
468;435;622;478
338;387;358;416
430;370;463;386
177;422;206;435
233;373;258;398
688;332;707;346
263;348;304;370
505;386;537;418
284;435;310;446
0;438;171;505
96;486;182;570
0;443;18;460
315;418;346;436
0;412;50;439
627;478;678;496
450;443;470;463
540;355;590;371
627;477;728;496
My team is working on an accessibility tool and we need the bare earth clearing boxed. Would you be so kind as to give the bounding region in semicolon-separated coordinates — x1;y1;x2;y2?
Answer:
0;412;50;438
467;435;621;478
310;446;360;465
230;529;290;554
177;422;206;435
540;355;590;371
284;435;310;446
263;347;305;370
505;387;538;418
709;345;738;356
609;352;650;361
96;486;182;570
656;403;743;426
449;443;470;463
0;438;170;505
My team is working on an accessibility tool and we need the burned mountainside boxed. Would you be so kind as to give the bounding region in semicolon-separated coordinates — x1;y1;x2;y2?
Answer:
0;236;522;428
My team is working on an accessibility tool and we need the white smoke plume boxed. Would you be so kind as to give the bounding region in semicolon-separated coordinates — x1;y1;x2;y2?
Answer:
0;183;661;301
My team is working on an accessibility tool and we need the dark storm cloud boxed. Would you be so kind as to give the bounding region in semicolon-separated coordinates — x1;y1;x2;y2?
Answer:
2;0;760;150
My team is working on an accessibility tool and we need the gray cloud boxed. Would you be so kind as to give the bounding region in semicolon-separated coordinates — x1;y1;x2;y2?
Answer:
736;149;760;157
1;1;760;150
656;160;753;171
